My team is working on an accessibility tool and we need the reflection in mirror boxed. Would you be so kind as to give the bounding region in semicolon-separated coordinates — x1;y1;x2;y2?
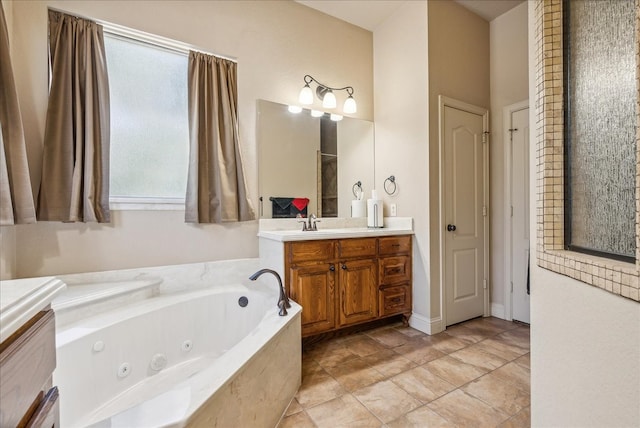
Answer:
257;100;374;218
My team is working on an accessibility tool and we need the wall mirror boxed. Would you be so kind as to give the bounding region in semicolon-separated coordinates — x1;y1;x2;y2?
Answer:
257;99;374;218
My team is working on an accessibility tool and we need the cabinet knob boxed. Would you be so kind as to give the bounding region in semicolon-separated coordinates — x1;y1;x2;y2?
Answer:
329;265;335;272
341;264;347;270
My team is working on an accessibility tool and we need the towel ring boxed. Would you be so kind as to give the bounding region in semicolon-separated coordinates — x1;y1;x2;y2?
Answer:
384;176;397;195
352;181;363;198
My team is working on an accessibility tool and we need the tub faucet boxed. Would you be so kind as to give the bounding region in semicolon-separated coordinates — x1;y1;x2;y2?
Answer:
249;269;291;316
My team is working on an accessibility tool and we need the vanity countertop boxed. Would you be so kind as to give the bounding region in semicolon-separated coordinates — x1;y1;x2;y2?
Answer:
0;276;67;343
257;217;413;242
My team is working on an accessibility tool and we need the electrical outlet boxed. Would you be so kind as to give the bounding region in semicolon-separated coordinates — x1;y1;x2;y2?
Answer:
390;203;397;217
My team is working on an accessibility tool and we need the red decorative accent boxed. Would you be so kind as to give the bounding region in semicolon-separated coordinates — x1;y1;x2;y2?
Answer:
292;198;309;211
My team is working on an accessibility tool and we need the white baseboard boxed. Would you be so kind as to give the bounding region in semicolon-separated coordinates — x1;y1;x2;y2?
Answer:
491;303;506;320
409;313;445;335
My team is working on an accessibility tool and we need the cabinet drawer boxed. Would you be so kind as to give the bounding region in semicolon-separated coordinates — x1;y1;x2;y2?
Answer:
379;255;411;285
378;236;411;256
288;240;335;264
0;310;56;428
338;238;377;259
379;285;411;316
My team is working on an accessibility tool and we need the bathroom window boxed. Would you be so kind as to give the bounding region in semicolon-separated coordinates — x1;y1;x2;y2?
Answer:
104;32;189;208
534;0;639;302
563;0;637;263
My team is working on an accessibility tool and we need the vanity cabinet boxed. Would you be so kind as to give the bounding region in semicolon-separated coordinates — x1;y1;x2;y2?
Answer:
0;309;59;427
284;235;412;337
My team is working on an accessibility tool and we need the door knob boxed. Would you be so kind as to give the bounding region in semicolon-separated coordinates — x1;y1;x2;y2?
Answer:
447;224;457;232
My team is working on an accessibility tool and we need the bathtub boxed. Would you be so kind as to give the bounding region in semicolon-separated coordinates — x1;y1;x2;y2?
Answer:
52;260;302;427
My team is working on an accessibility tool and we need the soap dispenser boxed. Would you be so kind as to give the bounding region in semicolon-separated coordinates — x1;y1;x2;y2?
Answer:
367;190;384;228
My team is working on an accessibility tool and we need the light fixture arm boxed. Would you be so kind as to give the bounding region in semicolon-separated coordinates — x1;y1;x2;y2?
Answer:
303;74;355;98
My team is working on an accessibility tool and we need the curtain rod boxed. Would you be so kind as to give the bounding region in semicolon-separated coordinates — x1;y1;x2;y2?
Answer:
47;7;237;63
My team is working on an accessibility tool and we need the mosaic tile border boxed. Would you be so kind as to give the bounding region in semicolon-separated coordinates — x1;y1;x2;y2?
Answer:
534;0;640;302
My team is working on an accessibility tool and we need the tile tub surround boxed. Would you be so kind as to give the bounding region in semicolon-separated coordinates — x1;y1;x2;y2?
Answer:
278;317;530;428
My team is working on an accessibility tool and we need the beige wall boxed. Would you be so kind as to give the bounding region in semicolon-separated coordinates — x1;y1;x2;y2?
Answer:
373;1;430;331
427;0;490;329
527;1;640;425
5;0;373;277
489;3;529;316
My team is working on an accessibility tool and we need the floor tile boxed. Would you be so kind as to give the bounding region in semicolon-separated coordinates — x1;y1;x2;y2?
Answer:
393;325;427;338
496;328;530;350
306;394;382;428
513;352;531;369
387;405;455;428
345;335;390;357
498;406;531;428
284;398;303;416
392;340;447;365
278;410;316;428
361;348;417;378
474;338;529;361
462;318;513;336
449;344;509;371
353;380;422;423
310;345;360;369
391;366;456;403
492;361;531;391
422;355;488;388
427;389;510;427
295;370;346;408
462;372;530;416
425;333;472;354
443;324;488;343
323;357;386;392
365;326;413;347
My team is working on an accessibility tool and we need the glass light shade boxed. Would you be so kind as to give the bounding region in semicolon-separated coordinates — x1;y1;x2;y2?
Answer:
311;110;324;117
288;105;302;114
330;113;343;122
298;84;313;105
343;95;357;114
322;90;337;109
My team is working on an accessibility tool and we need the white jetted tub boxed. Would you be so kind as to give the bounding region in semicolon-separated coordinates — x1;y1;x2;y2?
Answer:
52;259;301;428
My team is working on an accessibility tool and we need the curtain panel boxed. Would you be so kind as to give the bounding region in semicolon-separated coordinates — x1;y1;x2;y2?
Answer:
0;0;36;225
37;10;110;223
185;51;254;223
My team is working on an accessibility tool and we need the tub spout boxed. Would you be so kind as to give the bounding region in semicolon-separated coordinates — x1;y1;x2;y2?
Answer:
249;269;291;316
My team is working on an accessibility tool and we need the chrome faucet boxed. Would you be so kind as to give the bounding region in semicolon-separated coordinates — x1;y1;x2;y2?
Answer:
249;269;291;316
298;213;320;231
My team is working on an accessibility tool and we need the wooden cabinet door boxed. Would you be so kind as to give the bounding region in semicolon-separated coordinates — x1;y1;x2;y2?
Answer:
338;259;378;326
290;263;336;336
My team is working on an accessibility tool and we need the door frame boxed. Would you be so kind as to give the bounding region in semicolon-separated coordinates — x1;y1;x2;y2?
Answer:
438;95;490;327
503;99;529;322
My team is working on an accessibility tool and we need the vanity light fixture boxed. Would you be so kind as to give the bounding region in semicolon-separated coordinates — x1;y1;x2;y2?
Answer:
299;74;357;114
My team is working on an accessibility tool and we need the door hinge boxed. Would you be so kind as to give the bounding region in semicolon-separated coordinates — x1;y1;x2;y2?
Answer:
482;206;487;217
482;131;490;144
483;279;488;289
511;281;514;292
511;205;514;217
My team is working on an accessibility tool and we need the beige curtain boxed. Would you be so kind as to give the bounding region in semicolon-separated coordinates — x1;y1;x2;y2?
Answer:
0;0;36;225
37;10;110;223
185;51;255;223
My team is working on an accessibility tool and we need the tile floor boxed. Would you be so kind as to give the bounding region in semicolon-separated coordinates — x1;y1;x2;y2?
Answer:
278;317;530;428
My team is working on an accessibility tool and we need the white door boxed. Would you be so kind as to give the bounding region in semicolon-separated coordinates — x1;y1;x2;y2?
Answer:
442;101;488;326
510;106;530;324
